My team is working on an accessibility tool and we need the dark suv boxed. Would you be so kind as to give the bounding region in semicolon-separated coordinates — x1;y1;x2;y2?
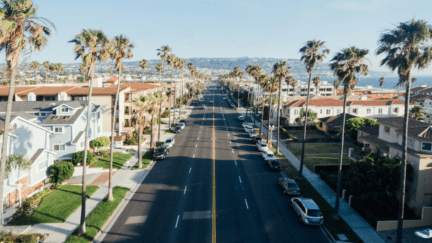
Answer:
174;126;181;134
266;159;281;171
253;136;263;144
180;119;186;124
154;146;169;160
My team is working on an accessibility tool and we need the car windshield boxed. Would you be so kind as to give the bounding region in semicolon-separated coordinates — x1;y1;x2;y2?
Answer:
288;182;299;190
156;148;164;153
271;160;279;166
166;139;172;143
268;154;274;157
307;209;322;217
261;144;267;147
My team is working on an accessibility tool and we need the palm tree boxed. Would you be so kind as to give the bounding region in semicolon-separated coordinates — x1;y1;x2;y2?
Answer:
157;45;171;141
48;63;56;82
249;65;262;124
376;19;432;243
70;29;110;235
108;35;133;201
257;74;270;136
264;77;278;147
42;61;50;83
56;63;64;82
298;39;329;180
272;61;291;153
379;77;386;98
139;59;148;80
285;76;295;96
0;0;54;224
330;46;369;219
332;80;340;96
312;76;321;95
29;61;40;83
167;54;176;123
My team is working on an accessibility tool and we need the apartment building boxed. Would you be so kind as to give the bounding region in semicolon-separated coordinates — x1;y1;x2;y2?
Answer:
282;98;409;126
359;118;432;216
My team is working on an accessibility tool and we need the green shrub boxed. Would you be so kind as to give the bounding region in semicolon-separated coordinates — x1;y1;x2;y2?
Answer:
90;137;110;149
71;150;94;166
18;234;37;243
49;162;74;183
98;149;109;157
161;109;170;118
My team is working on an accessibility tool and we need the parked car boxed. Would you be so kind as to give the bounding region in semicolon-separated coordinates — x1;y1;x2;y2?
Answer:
248;131;257;138
202;105;206;109
242;122;253;128
253;136;263;144
165;138;175;148
237;116;245;121
266;159;281;171
209;100;213;103
279;178;301;196
223;97;227;100
178;123;185;129
291;198;324;226
256;142;268;152
154;146;170;160
179;119;186;124
244;125;253;133
261;151;275;161
174;126;181;133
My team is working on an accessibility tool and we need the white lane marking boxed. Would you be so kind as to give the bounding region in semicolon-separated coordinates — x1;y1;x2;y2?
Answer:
189;167;192;173
125;216;147;224
230;141;232;144
245;199;249;209
232;149;234;153
195;144;198;148
235;160;237;165
193;154;195;158
239;176;242;184
197;137;199;140
228;134;230;136
184;186;187;194
175;215;180;228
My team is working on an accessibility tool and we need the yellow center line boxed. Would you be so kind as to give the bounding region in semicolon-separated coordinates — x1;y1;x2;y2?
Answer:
212;89;216;242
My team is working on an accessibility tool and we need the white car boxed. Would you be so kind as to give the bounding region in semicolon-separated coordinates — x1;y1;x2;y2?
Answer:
291;198;323;226
242;122;253;128
244;125;253;133
415;228;432;239
248;131;257;138
261;151;275;161
256;142;268;152
223;97;227;100
165;138;175;148
237;116;245;121
178;123;185;129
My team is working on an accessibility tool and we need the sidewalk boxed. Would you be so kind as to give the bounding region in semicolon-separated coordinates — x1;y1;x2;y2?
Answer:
242;106;384;243
2;107;193;241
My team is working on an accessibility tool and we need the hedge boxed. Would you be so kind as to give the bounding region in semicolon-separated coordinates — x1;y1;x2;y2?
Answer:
50;162;74;183
71;150;94;166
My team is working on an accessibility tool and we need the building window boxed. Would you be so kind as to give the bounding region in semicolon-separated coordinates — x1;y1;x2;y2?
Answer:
54;144;66;151
320;109;322;114
367;108;371;114
54;127;63;133
422;142;432;152
408;138;414;148
337;109;341;114
61;108;68;112
294;110;299;115
353;108;358;114
326;88;332;91
41;112;47;116
394;108;399;113
359;131;363;137
378;108;383;114
384;126;390;133
326;109;331;115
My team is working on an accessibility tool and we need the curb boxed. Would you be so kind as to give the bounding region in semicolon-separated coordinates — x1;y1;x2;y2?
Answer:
320;225;336;243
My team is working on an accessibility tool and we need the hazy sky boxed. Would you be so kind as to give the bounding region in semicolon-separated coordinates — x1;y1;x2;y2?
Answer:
9;0;432;75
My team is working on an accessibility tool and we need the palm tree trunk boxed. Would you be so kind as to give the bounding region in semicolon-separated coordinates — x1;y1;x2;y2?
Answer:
267;92;273;145
138;122;143;168
168;92;172;131
396;74;412;243
246;88;251;118
107;68;122;201
260;90;265;136
277;78;282;154
332;90;348;219
158;66;164;142
237;84;240;109
0;65;17;225
298;72;313;180
79;69;96;235
150;115;154;152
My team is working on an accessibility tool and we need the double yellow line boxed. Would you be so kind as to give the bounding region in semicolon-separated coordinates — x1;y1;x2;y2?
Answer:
212;88;216;242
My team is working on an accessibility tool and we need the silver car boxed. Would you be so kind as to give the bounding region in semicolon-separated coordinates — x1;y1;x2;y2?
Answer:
244;125;253;133
178;123;185;129
165;138;175;148
291;198;323;226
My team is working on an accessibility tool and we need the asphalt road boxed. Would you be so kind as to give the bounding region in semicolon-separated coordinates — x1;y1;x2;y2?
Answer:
100;82;329;243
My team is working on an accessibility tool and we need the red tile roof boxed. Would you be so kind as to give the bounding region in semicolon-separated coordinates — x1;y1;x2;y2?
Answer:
105;77;119;84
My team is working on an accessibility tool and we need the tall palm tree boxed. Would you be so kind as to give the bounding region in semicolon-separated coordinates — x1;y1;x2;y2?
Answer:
258;74;270;136
379;77;386;98
264;77;278;146
167;54;176;122
70;29;110;235
0;0;53;224
312;76;321;95
285;76;296;96
332;80;340;96
272;61;291;153
376;19;432;243
237;71;244;108
157;45;171;141
79;64;87;81
42;61;50;83
48;63;56;82
108;35;133;200
29;61;40;83
56;63;64;82
249;65;262;124
139;59;148;80
330;46;369;219
298;39;329;180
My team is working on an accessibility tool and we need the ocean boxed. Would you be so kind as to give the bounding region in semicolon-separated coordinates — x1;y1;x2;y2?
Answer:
314;77;432;90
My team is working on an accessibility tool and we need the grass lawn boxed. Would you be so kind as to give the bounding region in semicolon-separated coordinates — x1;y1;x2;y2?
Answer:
278;159;363;243
304;155;350;172
91;152;133;169
132;150;152;170
65;187;129;243
268;145;284;157
15;185;99;225
164;129;174;134
288;144;349;156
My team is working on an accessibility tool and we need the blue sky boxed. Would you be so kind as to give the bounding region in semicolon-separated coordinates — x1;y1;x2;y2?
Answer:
21;0;432;75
